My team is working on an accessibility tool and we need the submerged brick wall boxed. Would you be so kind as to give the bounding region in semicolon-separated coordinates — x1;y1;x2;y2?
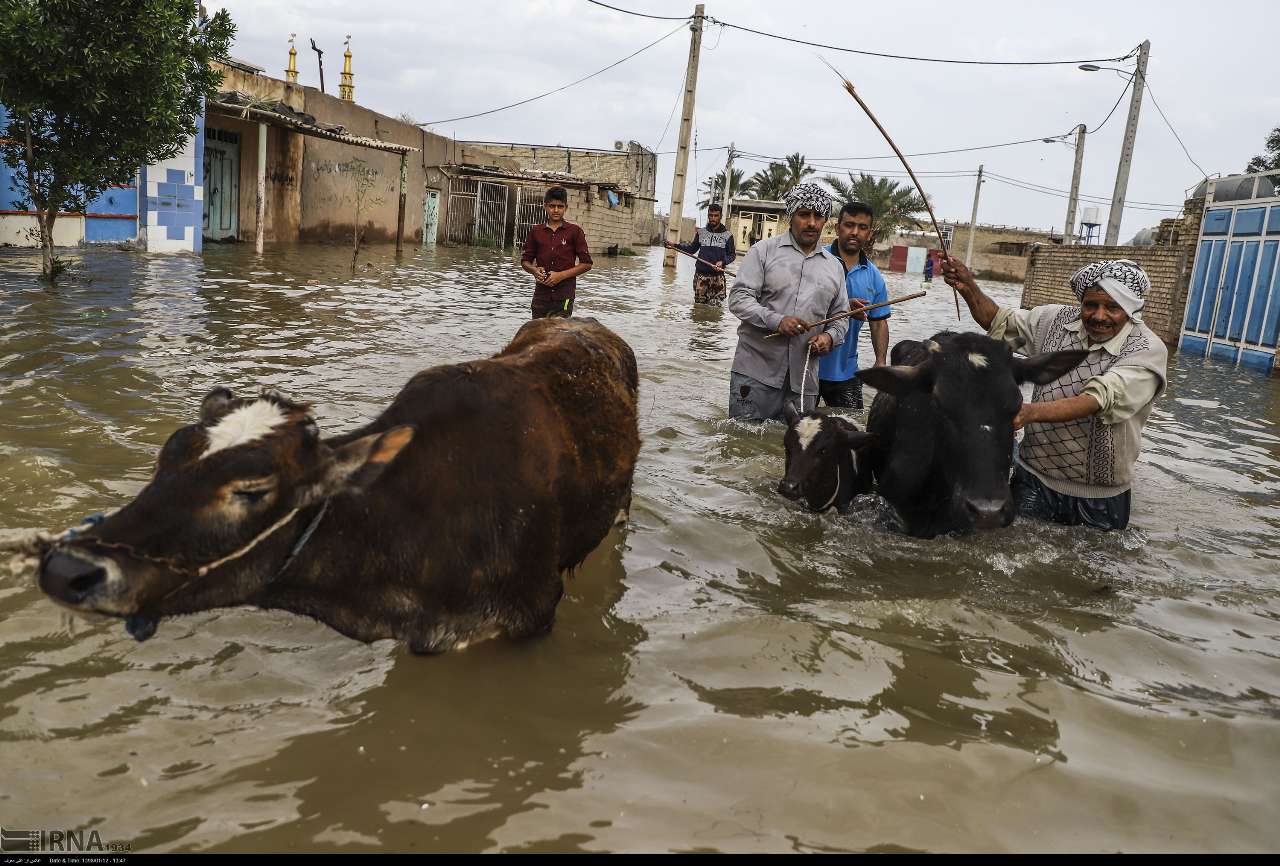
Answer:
1021;244;1190;346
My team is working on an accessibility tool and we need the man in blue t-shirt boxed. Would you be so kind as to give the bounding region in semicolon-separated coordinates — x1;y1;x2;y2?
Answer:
817;202;890;409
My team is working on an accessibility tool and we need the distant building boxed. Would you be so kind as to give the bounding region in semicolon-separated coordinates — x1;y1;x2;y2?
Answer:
882;222;1064;282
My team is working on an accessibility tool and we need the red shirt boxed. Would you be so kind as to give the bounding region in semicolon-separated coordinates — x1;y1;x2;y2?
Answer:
521;221;592;301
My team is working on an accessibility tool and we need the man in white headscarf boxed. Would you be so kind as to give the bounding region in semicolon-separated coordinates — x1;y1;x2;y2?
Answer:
727;183;849;422
940;257;1168;530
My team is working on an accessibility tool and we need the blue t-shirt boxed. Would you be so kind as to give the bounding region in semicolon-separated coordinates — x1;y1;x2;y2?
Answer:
818;245;890;382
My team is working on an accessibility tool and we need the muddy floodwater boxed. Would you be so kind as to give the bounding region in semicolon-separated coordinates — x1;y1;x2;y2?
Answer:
1;243;1278;853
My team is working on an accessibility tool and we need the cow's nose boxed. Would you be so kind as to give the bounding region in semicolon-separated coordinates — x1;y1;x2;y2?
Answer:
39;551;107;604
777;478;801;500
964;498;1009;530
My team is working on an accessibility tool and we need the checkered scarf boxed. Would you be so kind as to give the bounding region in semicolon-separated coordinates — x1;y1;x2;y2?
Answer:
782;183;833;218
1069;259;1149;321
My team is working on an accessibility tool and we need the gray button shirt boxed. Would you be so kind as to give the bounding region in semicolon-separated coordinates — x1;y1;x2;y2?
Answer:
728;231;849;392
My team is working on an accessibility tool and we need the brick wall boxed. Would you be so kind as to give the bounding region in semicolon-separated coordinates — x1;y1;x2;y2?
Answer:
564;186;639;253
1020;244;1190;346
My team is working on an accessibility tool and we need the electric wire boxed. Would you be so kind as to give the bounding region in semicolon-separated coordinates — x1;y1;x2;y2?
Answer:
421;21;687;125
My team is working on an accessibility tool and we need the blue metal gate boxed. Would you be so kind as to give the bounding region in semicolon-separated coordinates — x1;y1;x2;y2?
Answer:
1180;170;1280;373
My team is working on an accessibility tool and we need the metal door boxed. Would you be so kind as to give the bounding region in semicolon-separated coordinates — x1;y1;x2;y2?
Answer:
1181;172;1280;371
445;178;478;244
423;188;439;246
513;186;547;252
475;181;507;248
202;128;240;240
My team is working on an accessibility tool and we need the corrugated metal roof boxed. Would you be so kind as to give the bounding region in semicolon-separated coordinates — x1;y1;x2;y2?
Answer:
207;98;418;155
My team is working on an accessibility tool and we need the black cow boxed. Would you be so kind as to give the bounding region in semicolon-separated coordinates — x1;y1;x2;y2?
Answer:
778;403;876;513
38;318;640;653
855;331;1087;538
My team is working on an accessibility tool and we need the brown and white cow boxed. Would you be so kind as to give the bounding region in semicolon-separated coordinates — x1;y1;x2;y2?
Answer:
38;318;640;653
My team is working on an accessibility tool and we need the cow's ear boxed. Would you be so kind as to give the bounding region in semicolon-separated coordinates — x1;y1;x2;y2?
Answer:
856;363;933;396
783;400;801;427
200;387;236;425
302;425;416;502
834;423;876;451
1012;350;1089;385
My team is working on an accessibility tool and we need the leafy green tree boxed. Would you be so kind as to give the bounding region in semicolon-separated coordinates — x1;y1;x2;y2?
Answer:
1246;126;1280;173
698;167;753;209
781;152;815;190
0;1;235;279
823;172;928;246
748;162;790;201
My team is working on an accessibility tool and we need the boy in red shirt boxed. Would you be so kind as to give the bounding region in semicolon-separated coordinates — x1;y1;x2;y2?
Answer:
520;186;593;318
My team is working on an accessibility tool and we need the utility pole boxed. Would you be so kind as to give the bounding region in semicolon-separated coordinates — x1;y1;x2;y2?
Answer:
1104;39;1149;246
1064;124;1086;245
964;164;983;267
719;142;734;219
664;5;704;269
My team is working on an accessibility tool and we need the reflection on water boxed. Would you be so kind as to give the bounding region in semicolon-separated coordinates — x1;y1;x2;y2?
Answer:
1;244;1279;852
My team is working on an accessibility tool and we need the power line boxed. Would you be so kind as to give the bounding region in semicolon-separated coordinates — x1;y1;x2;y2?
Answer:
1086;76;1133;134
583;0;693;21
586;4;1140;65
737;135;1070;162
736;154;977;178
587;3;1141;66
729;154;1182;210
984;174;1181;213
707;15;1138;66
984;170;1181;208
1139;72;1209;179
652;64;685;153
421;21;687;125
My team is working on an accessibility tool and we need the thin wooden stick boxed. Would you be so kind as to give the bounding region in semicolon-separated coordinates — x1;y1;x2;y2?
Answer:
764;291;927;338
665;243;738;277
817;56;961;322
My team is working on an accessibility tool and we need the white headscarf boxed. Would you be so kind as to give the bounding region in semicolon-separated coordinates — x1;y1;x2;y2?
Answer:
1069;259;1150;322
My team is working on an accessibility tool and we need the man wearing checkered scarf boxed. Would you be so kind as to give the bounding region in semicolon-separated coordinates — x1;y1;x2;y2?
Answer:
940;257;1168;530
726;183;850;422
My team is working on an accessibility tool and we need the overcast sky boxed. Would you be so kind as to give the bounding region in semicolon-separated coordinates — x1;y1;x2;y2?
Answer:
209;0;1277;241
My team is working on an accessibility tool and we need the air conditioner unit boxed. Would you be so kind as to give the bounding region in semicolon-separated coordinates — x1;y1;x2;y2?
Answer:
614;140;625;151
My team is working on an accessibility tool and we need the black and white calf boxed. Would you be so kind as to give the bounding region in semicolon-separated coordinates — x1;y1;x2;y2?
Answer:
855;331;1087;537
778;403;876;513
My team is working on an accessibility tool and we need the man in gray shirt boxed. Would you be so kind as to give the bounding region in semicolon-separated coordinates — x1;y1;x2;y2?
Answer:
727;183;849;421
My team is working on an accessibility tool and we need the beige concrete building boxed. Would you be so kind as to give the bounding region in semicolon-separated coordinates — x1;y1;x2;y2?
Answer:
198;59;655;253
881;222;1066;281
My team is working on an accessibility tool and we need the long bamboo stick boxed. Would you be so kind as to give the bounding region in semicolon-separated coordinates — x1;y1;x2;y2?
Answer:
664;243;738;277
764;291;927;339
817;56;961;321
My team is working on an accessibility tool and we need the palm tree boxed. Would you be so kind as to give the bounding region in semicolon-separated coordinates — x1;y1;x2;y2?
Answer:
782;152;816;190
823;172;929;246
698;167;754;209
748;162;790;201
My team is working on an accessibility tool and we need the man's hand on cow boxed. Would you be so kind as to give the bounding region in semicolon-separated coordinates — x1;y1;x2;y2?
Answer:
1013;402;1039;431
808;332;834;355
778;316;812;338
848;298;869;321
940;256;979;295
